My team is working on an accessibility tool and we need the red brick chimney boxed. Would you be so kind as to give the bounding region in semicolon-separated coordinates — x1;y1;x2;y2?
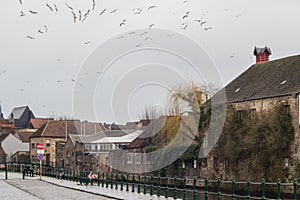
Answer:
253;46;271;64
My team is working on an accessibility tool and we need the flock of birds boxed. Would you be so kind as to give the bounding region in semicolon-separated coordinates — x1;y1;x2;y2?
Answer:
18;0;217;42
13;0;244;90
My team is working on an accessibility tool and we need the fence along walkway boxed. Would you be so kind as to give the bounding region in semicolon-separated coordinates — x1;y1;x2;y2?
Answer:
1;162;300;199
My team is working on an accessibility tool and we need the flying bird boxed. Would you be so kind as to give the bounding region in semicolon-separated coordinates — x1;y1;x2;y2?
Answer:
54;4;58;12
200;21;207;26
82;9;90;21
183;11;190;19
29;10;38;14
181;24;188;30
99;8;106;15
26;35;35;40
148;6;157;10
46;4;53;12
110;9;117;14
92;0;96;10
71;11;77;23
119;19;126;27
19;11;25;17
71;79;76;82
19;0;22;5
83;9;90;17
84;41;91;45
38;29;44;34
44;25;48;32
204;27;212;31
133;8;142;14
79;10;82;21
65;3;73;10
140;32;147;36
148;24;155;29
97;71;102;75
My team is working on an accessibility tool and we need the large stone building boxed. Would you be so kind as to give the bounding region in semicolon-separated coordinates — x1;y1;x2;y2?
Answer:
199;48;300;180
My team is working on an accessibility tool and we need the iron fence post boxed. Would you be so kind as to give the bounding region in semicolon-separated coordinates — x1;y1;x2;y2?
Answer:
116;173;118;190
247;178;251;199
262;179;266;200
174;176;177;200
217;177;221;200
158;175;161;197
277;179;281;200
126;174;129;191
138;175;141;194
132;174;135;192
150;175;153;196
193;176;197;200
143;175;147;194
232;178;236;200
294;178;297;200
205;178;208;200
165;175;169;199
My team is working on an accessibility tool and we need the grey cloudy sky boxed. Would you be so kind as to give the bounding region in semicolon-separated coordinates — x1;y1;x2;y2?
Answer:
0;0;300;123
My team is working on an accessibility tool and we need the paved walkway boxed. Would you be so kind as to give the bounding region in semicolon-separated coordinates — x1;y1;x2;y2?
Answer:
0;173;178;200
0;173;110;200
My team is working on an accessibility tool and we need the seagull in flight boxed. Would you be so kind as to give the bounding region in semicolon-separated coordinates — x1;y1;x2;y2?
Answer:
148;5;157;10
84;41;91;45
54;4;58;12
200;21;207;26
204;27;212;31
148;24;155;29
92;0;96;10
38;29;44;34
79;10;82;21
19;11;25;17
71;11;77;23
110;9;117;14
44;25;48;33
133;8;142;14
65;3;73;10
46;4;53;12
120;19;126;27
26;35;35;40
19;0;22;5
29;10;38;14
183;11;190;19
99;8;106;15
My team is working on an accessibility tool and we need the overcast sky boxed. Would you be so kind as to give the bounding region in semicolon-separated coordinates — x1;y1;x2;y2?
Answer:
0;0;300;124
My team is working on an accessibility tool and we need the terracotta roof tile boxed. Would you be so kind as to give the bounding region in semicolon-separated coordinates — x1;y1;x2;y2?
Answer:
29;118;50;129
31;120;106;138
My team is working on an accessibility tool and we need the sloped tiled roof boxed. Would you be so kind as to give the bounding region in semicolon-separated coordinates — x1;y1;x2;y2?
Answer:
31;120;106;138
29;118;50;129
0;146;6;155
15;132;34;143
225;55;300;103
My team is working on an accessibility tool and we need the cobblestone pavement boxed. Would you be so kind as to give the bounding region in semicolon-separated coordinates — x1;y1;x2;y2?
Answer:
1;173;177;200
0;173;111;200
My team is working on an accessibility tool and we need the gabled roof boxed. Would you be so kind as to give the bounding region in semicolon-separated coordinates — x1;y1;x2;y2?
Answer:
225;55;300;103
30;120;106;138
29;118;50;129
10;106;29;119
0;146;6;155
254;46;272;55
15;132;34;143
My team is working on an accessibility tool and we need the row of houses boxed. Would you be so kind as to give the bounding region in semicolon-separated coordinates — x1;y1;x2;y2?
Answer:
1;47;300;180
